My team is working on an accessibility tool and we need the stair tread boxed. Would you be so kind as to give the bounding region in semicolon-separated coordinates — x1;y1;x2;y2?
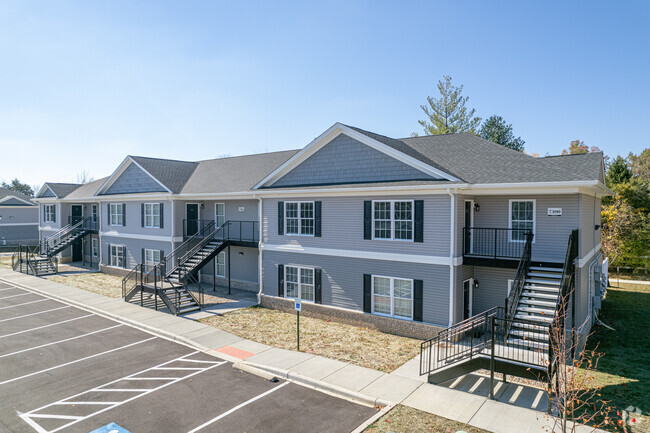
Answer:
524;285;559;292
507;337;549;350
517;306;555;314
527;272;562;279
519;299;557;307
509;330;549;340
526;279;561;286
514;313;553;323
522;291;558;300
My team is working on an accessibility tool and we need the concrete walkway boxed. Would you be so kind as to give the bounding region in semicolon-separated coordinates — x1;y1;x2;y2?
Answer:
0;268;604;433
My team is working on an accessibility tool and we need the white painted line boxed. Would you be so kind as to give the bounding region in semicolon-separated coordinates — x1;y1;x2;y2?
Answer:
509;385;524;403
92;388;152;392
0;325;123;359
0;337;156;386
187;382;290;433
0;293;32;300
531;389;544;409
152;367;202;371
179;358;222;364
28;414;82;420
0;287;21;292
123;377;176;381
55;401;119;405
0;306;69;322
20;415;49;433
0;314;94;339
0;299;48;310
449;376;464;389
468;377;484;393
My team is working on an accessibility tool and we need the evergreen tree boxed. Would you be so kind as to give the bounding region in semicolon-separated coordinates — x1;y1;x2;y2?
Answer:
606;156;632;187
1;178;34;197
478;115;525;151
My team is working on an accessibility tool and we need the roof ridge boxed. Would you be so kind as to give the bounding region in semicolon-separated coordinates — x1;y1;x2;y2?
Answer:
195;149;301;163
542;151;604;159
129;155;197;165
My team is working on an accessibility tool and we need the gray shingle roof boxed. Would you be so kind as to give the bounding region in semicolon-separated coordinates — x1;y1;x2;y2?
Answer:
129;156;198;194
43;183;83;198
64;177;108;199
0;187;35;205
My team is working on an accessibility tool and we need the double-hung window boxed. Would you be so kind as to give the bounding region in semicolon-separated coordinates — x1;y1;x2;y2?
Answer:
372;201;413;241
216;251;226;277
91;204;98;223
109;245;125;268
91;238;98;257
285;202;314;236
110;203;124;226
372;275;413;319
215;203;225;227
144;249;161;273
509;200;535;241
144;203;161;228
285;266;315;302
44;204;56;223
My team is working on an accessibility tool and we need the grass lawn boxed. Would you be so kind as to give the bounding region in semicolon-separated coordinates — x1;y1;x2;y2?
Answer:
47;272;124;298
199;307;421;372
581;281;649;431
363;405;491;433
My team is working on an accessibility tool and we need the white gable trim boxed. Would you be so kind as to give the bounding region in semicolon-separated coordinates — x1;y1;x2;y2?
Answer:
253;123;460;189
0;195;34;206
35;184;58;199
95;156;172;196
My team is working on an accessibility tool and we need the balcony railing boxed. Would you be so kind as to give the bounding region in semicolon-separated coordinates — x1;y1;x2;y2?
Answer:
463;227;533;260
183;219;259;242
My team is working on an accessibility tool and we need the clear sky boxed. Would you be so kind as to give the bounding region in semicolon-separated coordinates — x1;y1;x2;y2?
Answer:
1;0;648;187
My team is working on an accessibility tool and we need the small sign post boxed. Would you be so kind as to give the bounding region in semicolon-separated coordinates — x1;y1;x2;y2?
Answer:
294;299;301;351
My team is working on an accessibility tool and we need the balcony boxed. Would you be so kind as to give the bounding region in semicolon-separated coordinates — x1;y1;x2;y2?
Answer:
463;227;532;268
183;219;259;247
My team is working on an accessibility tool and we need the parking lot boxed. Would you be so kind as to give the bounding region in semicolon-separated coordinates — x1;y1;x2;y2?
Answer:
0;282;377;433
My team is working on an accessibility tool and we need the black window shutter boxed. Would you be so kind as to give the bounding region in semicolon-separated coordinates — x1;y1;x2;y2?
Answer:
363;274;372;313
314;201;322;237
141;204;145;227
141;248;145;266
52;205;56;223
413;279;423;322
414;200;424;243
277;202;284;235
159;250;164;263
107;204;111;226
278;264;284;297
159;203;164;229
122;246;127;268
315;268;322;304
122;203;126;226
363;201;372;240
107;245;111;266
43;205;45;221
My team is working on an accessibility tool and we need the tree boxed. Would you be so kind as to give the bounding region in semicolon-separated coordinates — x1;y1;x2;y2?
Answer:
629;148;650;180
561;140;602;155
478;115;525;151
416;75;481;136
75;171;94;184
605;156;632;188
1;178;34;197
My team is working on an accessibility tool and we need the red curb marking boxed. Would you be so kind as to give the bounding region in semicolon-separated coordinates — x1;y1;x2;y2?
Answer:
216;346;254;360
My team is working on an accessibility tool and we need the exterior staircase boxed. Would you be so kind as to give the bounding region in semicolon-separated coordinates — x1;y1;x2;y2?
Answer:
40;216;98;258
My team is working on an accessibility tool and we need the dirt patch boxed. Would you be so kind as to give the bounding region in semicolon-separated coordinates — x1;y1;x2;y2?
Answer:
200;306;420;372
364;405;491;433
47;272;124;298
0;255;13;269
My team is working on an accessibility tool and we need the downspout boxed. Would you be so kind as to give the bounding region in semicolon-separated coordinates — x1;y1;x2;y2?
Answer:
170;199;175;262
448;188;456;327
98;202;103;268
256;195;263;304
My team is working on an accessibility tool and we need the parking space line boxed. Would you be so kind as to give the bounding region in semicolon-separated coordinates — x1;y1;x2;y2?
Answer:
0;337;157;386
21;352;227;433
0;325;123;359
152;367;202;371
187;382;290;433
0;287;22;292
28;414;82;420
0;314;94;339
0;306;70;322
0;293;32;300
123;377;176;381
57;402;120;405
0;299;48;310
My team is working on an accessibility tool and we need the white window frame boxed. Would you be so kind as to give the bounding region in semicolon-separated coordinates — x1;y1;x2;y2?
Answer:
508;199;536;243
215;203;225;227
44;204;56;223
216;251;226;277
284;265;315;302
91;238;98;257
463;278;474;320
109;244;125;268
507;279;513;297
109;203;124;227
144;248;161;273
371;275;414;320
91;204;98;223
371;200;414;241
284;201;315;236
144;203;161;228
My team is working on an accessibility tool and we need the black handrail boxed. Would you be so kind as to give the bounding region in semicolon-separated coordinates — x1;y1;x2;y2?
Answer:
505;231;534;322
41;216;98;257
463;227;532;260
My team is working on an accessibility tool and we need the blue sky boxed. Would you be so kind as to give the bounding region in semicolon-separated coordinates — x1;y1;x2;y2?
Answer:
0;0;648;187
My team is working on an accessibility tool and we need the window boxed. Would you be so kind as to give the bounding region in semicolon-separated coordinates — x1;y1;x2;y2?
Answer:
372;201;413;241
44;204;56;223
216;251;226;277
144;249;161;273
372;275;413;319
110;203;124;226
215;203;225;227
91;204;98;223
110;245;125;268
509;200;535;241
91;238;98;257
285;202;314;236
144;203;161;228
285;266;315;302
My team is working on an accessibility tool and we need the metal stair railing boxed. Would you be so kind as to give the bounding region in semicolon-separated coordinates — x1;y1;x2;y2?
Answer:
504;231;534;339
40;216;98;257
122;263;143;299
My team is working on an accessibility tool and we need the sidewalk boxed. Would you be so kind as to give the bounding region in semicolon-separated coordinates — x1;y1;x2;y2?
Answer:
0;268;604;433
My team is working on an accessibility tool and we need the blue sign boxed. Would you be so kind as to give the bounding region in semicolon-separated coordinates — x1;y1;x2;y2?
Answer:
294;300;301;311
89;423;131;433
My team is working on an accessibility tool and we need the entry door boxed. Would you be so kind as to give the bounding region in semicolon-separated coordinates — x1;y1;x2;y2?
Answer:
463;279;473;320
71;205;83;225
464;201;473;254
186;204;199;236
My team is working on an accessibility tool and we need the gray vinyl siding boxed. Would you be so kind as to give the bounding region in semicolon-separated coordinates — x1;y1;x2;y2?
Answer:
271;133;438;187
101;201;173;237
455;265;474;322
40;203;62;230
173;200;259;237
456;195;471;257
262;250;450;326
471;194;580;263
1;198;32;206
0;206;38;224
100;235;171;269
103;163;167;195
579;194;601;258
263;195;451;256
200;245;259;283
574;254;601;335
0;225;39;244
41;188;56;198
472;266;516;316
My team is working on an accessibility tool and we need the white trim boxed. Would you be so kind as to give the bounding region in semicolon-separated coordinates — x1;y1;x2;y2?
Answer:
109;203;124;227
462;278;473;320
143;203;162;228
0;222;39;226
254;123;460;189
257;197;263;303
508;199;536;243
448;190;456;326
0;195;34;206
100;231;174;242
371;200;414;241
44;204;56;223
95;156;172;196
214;202;225;227
91;238;99;257
464;199;474;254
109;243;126;268
262;243;458;266
371;274;414;320
215;251;226;277
507;279;514;296
35;184;58;199
576;243;602;267
284;201;315;236
284;265;315;302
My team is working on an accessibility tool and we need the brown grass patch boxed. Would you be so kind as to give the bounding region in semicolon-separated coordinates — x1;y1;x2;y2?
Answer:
200;307;420;372
0;255;13;268
364;405;491;433
47;272;123;298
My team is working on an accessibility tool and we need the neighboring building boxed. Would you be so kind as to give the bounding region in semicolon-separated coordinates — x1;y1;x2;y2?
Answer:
32;123;610;339
0;187;39;247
